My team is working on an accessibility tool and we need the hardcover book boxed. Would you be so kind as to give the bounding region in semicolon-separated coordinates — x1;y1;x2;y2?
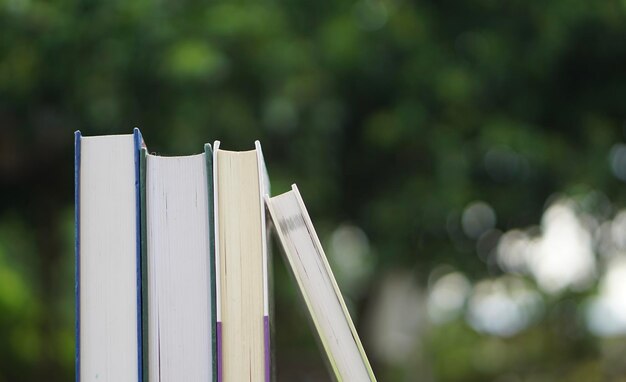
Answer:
75;129;145;382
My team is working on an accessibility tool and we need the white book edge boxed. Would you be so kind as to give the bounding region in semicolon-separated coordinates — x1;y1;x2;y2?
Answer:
265;185;377;381
255;140;270;316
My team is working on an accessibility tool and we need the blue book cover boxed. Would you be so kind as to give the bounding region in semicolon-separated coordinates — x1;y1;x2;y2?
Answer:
74;131;81;382
133;128;145;382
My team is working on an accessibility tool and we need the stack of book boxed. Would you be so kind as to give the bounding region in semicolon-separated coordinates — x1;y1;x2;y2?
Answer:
75;129;376;382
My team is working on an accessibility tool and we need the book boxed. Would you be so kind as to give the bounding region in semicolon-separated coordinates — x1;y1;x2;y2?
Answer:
76;130;376;381
265;185;376;382
213;141;271;381
143;145;217;381
75;129;144;382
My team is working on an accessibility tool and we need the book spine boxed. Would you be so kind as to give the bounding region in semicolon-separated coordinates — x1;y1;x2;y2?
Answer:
133;128;145;382
74;131;81;382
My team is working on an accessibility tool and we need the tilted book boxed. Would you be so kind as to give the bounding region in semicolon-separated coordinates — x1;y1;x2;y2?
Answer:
265;185;376;382
213;141;271;381
75;129;145;382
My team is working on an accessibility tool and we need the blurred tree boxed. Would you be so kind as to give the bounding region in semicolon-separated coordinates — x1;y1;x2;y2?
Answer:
1;0;625;380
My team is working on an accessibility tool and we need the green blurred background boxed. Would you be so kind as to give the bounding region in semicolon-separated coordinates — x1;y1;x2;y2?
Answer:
1;0;626;380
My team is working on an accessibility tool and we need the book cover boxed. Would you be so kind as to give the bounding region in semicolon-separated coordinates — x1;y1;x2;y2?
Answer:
205;143;218;382
255;141;272;382
133;128;145;382
212;141;222;382
139;139;148;382
74;131;81;382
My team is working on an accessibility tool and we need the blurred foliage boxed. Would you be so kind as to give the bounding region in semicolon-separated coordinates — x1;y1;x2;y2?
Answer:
1;0;626;381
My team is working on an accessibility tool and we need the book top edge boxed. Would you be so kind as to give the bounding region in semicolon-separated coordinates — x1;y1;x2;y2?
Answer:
79;133;134;140
145;152;207;159
215;147;258;155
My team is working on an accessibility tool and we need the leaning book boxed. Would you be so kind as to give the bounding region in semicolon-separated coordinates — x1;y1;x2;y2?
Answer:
265;185;376;382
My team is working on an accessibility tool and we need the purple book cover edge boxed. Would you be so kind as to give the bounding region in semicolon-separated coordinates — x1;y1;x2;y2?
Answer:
264;315;270;382
216;321;222;382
